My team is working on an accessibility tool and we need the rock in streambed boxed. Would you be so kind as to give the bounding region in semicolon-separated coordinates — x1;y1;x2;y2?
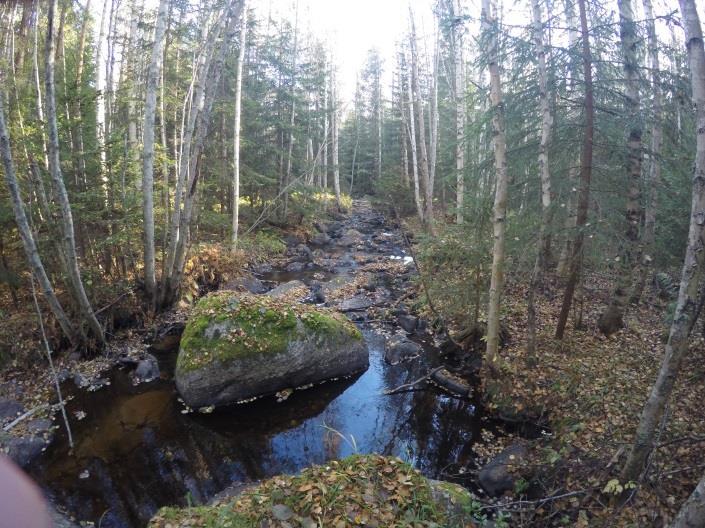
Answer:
175;292;368;408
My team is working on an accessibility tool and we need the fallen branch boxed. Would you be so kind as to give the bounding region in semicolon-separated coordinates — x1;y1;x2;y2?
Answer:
2;403;50;432
384;366;444;395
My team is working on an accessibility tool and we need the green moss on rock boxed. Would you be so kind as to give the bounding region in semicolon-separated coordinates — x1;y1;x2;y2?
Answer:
176;291;362;374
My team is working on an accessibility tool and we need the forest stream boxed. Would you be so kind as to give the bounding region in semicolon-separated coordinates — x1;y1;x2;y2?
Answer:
27;202;499;528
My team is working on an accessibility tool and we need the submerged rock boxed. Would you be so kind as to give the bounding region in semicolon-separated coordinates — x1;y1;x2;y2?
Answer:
175;292;368;408
265;280;308;299
384;335;422;365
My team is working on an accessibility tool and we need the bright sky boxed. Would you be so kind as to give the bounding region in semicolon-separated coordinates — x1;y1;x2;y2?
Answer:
257;0;436;101
93;0;704;104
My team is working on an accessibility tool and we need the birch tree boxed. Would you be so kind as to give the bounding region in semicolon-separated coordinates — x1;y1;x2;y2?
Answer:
0;88;76;346
527;0;554;360
450;0;465;224
482;0;509;382
142;0;170;309
409;8;432;230
622;0;705;483
630;0;662;304
45;0;105;345
232;0;248;248
331;63;341;209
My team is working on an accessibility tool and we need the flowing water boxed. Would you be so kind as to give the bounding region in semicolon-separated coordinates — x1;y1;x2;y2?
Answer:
30;203;493;528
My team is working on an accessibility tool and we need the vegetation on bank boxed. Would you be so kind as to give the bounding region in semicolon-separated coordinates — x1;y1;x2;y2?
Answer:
149;454;487;528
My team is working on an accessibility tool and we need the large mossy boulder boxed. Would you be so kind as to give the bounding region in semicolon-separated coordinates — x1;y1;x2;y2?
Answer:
175;292;367;408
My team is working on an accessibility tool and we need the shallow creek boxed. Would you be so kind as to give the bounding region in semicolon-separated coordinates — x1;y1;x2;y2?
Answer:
30;204;494;528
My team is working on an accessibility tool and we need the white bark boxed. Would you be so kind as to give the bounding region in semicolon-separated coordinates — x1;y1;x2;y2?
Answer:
533;0;554;268
405;51;424;224
46;0;105;344
142;0;169;308
622;0;705;483
482;0;509;381
0;89;76;345
453;0;465;224
232;0;248;248
331;64;341;208
409;8;432;229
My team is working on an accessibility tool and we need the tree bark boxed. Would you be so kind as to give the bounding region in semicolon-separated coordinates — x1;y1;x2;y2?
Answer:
331;64;341;209
597;0;643;335
0;89;77;346
142;0;169;309
405;50;424;224
409;8;432;230
622;0;705;483
533;0;554;269
46;0;105;345
630;0;662;304
555;0;594;340
452;0;465;224
482;0;509;383
232;0;248;248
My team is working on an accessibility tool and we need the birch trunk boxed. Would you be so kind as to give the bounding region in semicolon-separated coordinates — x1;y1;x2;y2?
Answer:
453;0;465;224
630;0;662;304
427;28;439;233
45;0;105;345
399;67;410;189
331;65;341;209
527;0;554;360
533;0;554;269
482;0;509;383
142;0;169;308
597;0;643;335
322;61;328;189
232;0;248;248
555;0;594;340
409;8;432;230
0;90;76;345
405;54;424;224
622;0;705;484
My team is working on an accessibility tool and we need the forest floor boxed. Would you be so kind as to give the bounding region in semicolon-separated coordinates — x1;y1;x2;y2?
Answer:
1;202;704;527
469;271;705;527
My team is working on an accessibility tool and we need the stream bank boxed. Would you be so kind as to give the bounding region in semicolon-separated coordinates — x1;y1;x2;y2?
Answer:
26;200;518;527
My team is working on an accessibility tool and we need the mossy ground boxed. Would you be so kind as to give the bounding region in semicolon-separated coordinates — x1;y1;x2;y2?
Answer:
177;292;362;373
149;454;481;528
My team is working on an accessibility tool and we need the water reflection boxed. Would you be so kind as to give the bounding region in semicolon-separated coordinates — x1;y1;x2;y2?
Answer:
33;331;484;528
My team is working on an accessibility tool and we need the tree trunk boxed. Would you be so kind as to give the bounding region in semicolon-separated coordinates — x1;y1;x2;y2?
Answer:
555;0;594;340
45;0;105;345
331;64;341;209
453;0;465;224
533;0;554;269
409;8;432;230
672;471;705;528
322;59;328;189
630;0;662;304
232;0;248;248
621;0;705;483
482;0;509;384
0;90;77;345
527;0;554;361
142;0;169;309
405;52;424;224
597;0;643;336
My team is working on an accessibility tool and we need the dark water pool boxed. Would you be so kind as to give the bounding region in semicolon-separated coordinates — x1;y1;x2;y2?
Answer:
31;330;487;528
